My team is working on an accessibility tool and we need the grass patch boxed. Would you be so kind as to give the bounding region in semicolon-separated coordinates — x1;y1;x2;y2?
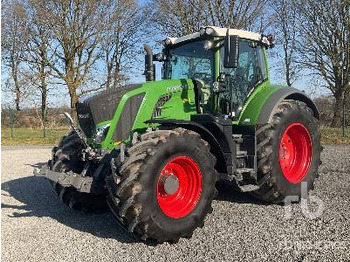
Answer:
320;127;350;145
1;127;350;146
1;128;70;146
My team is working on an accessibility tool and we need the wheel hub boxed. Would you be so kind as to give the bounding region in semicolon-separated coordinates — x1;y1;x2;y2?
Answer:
156;156;202;219
279;123;312;184
159;173;179;195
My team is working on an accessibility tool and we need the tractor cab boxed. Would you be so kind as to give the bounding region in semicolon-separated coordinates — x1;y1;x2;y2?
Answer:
147;26;275;120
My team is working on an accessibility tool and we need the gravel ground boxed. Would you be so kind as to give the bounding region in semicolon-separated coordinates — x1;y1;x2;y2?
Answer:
1;145;350;261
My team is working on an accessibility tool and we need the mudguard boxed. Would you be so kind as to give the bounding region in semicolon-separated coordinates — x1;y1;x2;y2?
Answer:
257;87;320;125
145;118;229;174
236;84;319;126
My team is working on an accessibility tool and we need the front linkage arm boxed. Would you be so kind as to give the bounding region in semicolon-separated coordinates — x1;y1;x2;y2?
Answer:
34;166;93;193
63;112;90;149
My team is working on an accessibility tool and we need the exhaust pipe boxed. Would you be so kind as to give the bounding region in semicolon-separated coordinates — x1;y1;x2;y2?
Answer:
144;44;155;81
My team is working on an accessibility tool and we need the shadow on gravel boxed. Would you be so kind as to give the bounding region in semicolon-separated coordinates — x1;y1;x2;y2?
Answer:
1;166;266;245
215;182;268;205
1;175;140;244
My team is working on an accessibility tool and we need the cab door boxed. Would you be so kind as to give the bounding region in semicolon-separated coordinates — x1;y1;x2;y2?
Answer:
219;41;268;119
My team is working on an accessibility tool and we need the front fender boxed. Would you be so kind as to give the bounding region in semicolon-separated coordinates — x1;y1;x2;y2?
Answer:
145;118;228;174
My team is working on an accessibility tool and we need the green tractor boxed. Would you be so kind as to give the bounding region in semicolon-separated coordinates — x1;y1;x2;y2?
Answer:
37;26;321;243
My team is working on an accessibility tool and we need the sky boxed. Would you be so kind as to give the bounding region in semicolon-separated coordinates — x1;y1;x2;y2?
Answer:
1;38;329;109
1;0;330;109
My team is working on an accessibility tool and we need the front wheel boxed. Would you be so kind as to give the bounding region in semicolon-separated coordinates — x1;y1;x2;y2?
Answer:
252;100;321;203
49;131;108;212
106;128;218;243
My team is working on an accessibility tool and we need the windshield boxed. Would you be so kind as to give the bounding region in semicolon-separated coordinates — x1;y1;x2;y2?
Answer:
166;41;214;85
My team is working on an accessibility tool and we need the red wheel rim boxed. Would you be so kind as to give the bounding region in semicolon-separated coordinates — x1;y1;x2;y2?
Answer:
279;123;312;184
156;156;202;219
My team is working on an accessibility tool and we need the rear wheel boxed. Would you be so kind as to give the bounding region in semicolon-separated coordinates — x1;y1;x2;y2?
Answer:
279;123;312;184
106;128;218;242
253;100;321;203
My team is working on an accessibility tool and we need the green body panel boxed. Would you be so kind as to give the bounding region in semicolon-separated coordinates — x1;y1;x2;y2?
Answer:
214;49;220;79
213;48;220;112
92;42;286;150
99;79;197;150
234;81;282;125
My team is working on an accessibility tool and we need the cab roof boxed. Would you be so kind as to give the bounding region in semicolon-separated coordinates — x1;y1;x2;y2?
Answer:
165;26;274;47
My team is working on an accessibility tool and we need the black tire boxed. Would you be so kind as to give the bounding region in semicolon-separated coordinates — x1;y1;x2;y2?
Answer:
106;128;218;243
49;131;108;212
252;100;321;203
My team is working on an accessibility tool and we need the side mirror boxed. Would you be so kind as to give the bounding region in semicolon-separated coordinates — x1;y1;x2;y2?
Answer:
224;30;239;68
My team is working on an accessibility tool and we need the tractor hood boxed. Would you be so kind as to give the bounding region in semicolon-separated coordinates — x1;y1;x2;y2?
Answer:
76;84;142;138
76;79;198;148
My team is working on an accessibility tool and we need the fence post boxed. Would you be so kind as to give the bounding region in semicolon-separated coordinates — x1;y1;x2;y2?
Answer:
43;108;47;138
9;109;16;139
343;101;346;137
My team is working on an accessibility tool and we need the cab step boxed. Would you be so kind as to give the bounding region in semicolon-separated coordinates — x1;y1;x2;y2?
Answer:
234;167;260;192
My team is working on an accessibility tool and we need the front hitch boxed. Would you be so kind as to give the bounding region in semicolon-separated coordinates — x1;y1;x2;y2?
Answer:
34;165;94;193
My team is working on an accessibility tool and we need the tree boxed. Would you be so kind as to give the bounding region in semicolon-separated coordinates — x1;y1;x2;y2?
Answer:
204;0;268;30
271;0;300;86
42;0;112;109
101;0;146;89
1;0;28;111
149;0;269;37
23;0;52;136
294;0;349;127
2;0;148;114
149;0;207;36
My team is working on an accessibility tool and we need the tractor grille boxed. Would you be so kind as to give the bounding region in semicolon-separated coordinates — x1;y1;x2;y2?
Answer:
76;84;141;138
113;93;145;141
76;102;95;138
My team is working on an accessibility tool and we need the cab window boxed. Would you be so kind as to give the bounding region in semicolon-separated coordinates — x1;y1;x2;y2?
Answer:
220;41;268;116
167;41;214;86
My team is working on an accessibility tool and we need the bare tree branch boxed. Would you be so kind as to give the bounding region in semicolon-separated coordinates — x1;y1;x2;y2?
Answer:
2;0;29;110
293;0;349;127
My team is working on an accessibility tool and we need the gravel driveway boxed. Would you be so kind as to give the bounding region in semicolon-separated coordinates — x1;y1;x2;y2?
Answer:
1;145;350;261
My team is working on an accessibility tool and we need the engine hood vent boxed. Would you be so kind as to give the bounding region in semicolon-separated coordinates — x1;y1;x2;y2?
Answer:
76;84;141;138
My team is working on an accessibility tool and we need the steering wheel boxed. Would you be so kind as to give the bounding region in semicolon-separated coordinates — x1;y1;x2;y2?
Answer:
192;77;210;108
193;72;212;84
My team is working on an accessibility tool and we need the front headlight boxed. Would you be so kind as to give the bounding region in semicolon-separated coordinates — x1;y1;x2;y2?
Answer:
94;124;110;144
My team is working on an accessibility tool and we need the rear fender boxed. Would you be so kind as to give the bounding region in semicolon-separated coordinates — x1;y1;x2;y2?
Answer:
258;87;320;125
